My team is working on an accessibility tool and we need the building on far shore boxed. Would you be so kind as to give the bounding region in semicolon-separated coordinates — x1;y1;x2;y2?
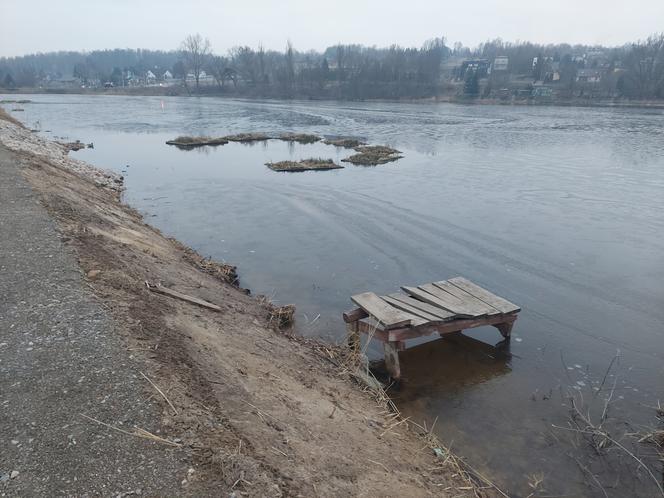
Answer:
576;69;601;83
492;56;509;72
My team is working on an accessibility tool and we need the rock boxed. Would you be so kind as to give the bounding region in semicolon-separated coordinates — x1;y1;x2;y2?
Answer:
10;470;19;479
87;269;101;279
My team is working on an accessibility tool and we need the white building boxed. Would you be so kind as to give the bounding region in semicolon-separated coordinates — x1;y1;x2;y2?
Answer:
493;56;509;72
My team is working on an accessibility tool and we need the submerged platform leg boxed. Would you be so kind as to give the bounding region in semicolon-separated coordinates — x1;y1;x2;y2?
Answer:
494;321;514;340
383;341;403;381
346;321;360;353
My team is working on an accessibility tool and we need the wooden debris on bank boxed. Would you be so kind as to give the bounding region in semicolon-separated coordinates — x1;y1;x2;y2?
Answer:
265;302;296;329
145;281;221;311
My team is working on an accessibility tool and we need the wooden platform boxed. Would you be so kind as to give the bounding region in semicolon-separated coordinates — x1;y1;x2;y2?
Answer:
343;277;520;380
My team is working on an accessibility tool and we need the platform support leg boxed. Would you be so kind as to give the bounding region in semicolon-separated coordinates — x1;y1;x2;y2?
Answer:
384;341;402;381
495;321;514;340
346;321;360;353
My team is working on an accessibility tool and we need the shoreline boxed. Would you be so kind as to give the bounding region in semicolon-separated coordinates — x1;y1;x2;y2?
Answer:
0;109;491;496
4;88;664;111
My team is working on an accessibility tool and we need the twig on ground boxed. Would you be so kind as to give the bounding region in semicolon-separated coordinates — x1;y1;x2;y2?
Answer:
80;413;182;447
140;371;178;415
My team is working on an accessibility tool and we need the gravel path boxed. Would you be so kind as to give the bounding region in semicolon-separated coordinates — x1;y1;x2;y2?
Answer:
0;145;189;497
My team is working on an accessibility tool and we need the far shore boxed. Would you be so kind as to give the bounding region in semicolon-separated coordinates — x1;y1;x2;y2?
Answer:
3;87;664;111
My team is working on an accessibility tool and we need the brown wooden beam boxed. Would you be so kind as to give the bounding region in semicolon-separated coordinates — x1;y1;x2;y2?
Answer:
387;313;518;342
343;307;368;323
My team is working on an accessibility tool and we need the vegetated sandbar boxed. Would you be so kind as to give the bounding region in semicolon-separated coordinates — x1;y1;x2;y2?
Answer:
342;145;403;165
322;137;367;148
266;158;343;172
165;136;229;148
164;132;405;166
165;132;321;147
278;132;321;144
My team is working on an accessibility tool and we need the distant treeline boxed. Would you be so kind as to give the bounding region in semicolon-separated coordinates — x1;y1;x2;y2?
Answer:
1;34;663;100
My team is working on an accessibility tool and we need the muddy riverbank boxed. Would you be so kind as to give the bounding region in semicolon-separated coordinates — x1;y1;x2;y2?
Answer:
0;109;484;496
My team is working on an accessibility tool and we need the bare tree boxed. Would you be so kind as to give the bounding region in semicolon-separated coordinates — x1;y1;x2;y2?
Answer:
180;34;211;91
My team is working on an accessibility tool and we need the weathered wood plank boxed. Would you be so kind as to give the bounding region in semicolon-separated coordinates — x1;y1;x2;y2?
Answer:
343;307;368;323
433;281;500;316
386;293;455;321
147;283;221;311
350;292;413;329
401;285;470;318
387;313;519;342
418;282;489;317
381;295;441;321
447;277;521;314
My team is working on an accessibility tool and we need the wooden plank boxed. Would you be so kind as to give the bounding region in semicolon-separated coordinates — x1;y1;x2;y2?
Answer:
401;285;469;318
350;292;413;329
387;313;518;342
147;283;221;311
381;295;440;321
385;294;454;321
433;281;501;316
343;307;368;323
447;277;521;314
418;282;488;317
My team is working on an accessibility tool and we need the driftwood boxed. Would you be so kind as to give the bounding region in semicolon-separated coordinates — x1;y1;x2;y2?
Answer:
145;282;221;311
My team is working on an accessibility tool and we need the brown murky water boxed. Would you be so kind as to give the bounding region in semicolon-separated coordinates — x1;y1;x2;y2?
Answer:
6;94;664;497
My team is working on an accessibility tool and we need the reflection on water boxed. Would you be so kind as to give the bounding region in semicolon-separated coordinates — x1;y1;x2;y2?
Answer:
5;94;664;497
393;334;512;401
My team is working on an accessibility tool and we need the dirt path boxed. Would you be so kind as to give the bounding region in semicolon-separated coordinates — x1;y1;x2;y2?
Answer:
0;145;188;496
0;114;480;497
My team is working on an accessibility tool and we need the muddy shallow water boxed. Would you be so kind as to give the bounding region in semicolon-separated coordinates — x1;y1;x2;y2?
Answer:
5;94;664;497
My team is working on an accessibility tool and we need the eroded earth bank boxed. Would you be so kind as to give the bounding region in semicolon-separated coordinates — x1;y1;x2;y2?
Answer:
0;111;482;497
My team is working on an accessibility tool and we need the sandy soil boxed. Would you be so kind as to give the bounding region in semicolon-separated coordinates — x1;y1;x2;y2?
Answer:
0;114;482;496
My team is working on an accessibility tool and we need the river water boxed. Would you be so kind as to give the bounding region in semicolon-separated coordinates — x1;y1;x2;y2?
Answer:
5;94;663;497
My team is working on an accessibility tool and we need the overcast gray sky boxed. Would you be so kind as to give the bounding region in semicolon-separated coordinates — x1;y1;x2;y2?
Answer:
1;0;662;57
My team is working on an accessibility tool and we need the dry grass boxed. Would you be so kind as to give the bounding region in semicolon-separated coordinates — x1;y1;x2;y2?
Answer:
170;238;239;286
322;137;367;148
223;132;271;143
165;136;229;148
278;133;321;144
266;158;343;172
342;145;403;165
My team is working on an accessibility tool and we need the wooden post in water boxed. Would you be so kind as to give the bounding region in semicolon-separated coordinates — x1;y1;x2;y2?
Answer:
383;342;402;381
346;320;360;352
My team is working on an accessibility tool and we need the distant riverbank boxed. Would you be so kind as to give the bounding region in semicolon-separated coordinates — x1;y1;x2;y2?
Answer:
4;87;664;111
